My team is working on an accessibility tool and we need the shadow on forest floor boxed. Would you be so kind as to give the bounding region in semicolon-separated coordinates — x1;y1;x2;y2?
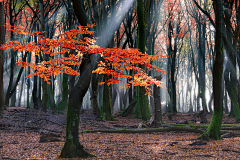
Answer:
0;107;240;159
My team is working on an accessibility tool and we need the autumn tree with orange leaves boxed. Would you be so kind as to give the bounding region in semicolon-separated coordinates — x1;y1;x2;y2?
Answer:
0;20;165;160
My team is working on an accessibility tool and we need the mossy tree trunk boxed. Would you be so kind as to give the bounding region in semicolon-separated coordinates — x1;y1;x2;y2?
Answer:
135;0;151;121
101;75;115;121
223;26;240;121
228;103;235;117
58;74;68;111
198;0;224;140
221;0;240;122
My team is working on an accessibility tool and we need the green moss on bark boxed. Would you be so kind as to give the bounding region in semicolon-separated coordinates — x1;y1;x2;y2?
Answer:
101;75;115;121
135;86;151;121
198;106;223;140
59;137;95;158
58;75;68;111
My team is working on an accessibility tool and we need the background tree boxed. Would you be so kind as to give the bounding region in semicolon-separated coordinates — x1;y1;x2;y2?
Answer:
0;1;4;118
222;0;240;122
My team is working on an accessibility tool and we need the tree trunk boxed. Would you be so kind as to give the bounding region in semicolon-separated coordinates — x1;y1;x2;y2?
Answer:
26;52;31;108
0;2;4;118
224;83;229;114
154;75;162;122
58;74;68;111
135;0;151;121
224;60;240;121
91;53;100;115
228;102;235;117
32;51;39;109
198;0;224;140
91;73;100;115
5;50;15;107
18;75;24;107
101;75;115;121
58;0;74;111
41;81;48;112
10;90;16;107
59;58;94;158
39;0;49;112
120;97;137;117
60;0;95;157
198;21;207;113
48;84;56;113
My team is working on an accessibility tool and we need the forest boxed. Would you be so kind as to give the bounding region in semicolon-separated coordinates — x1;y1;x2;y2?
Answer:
0;0;240;159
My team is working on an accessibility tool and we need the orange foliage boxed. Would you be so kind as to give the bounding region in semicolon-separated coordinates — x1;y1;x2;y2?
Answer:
0;24;166;94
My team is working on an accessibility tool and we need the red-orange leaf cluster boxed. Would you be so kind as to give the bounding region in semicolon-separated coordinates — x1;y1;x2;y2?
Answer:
0;24;166;94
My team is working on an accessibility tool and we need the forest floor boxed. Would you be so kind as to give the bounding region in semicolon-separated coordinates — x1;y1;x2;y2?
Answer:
1;107;240;159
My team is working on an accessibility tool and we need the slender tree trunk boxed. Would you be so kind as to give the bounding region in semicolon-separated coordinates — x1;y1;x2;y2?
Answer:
224;82;229;114
4;1;14;107
171;48;177;113
10;90;16;107
39;0;48;112
32;49;39;109
48;84;56;113
228;101;235;117
58;0;75;111
224;59;240;120
38;75;42;108
91;73;100;115
0;2;4;117
154;75;162;122
26;52;31;108
198;21;207;112
18;75;24;107
58;74;68;111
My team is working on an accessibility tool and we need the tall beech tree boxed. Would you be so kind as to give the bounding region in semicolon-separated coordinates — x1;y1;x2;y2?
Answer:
4;0;27;107
135;0;151;121
192;0;240;117
222;0;240;122
198;0;224;140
